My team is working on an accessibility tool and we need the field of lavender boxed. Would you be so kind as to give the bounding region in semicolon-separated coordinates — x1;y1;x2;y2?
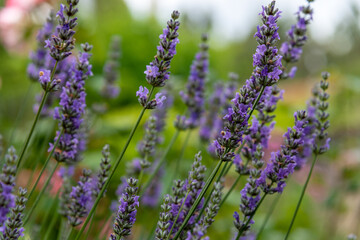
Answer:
0;0;359;239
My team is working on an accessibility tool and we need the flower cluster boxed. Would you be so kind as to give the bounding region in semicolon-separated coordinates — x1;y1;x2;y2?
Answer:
136;86;166;109
45;0;79;61
91;145;112;198
67;169;93;227
102;35;121;98
50;43;93;164
179;34;209;129
155;194;173;239
144;11;180;87
0;147;17;229
280;0;314;79
1;188;27;240
110;178;139;239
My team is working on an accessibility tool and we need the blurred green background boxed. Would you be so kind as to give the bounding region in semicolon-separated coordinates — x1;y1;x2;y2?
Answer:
0;0;359;239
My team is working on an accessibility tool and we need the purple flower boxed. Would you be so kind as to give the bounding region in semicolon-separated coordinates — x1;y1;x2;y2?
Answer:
45;1;79;61
1;187;27;240
180;34;209;129
280;2;314;78
111;178;139;239
155;195;173;239
0;147;17;229
50;44;93;164
137;86;166;109
67;169;93;227
144;11;180;87
102;36;121;99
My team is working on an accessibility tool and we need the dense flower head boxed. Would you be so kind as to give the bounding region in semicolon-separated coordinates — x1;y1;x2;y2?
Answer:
102;35;121;98
152;89;174;137
111;178;139;239
67;169;93;227
58;166;75;216
259;110;310;194
168;152;206;237
187;182;223;240
136;86;166;109
50;43;93;164
91;145;111;198
0;147;18;229
253;1;283;86
38;70;61;92
45;1;79;61
144;10;180;87
1;187;27;240
180;34;209;128
27;11;56;82
155;195;173;240
280;1;314;79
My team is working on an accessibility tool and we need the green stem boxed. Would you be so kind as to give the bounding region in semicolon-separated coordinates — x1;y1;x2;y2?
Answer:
219;173;242;208
27;129;63;200
166;190;191;240
173;160;223;239
256;194;281;240
66;227;74;240
284;154;318;240
140;129;180;197
196;161;229;221
43;208;59;240
75;86;155;240
84;212;95;240
247;85;266;121
16;60;59;171
24;161;60;225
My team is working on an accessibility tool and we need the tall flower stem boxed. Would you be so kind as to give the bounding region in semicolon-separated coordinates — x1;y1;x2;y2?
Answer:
27;129;64;199
174;129;191;178
16;60;59;170
23;161;60;225
75;86;155;240
140;129;180;197
166;190;191;240
173;160;224;239
284;154;318;240
256;194;281;240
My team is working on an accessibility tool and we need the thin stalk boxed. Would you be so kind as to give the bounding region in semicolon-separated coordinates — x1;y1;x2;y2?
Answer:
23;161;60;225
66;227;74;240
284;154;318;240
237;193;268;237
166;190;191;240
17;60;59;170
75;86;155;240
27;129;63;199
84;212;95;240
256;194;281;240
40;190;60;235
44;208;59;240
196;161;229;221
247;85;265;121
173;160;223;239
137;169;145;194
219;173;242;208
140;129;180;197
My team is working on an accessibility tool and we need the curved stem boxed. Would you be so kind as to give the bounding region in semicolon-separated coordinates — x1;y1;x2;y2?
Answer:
75;86;155;240
166;190;191;240
140;129;180;197
27;129;63;200
256;194;281;240
173;160;223;239
284;154;318;240
16;60;59;171
23;161;59;225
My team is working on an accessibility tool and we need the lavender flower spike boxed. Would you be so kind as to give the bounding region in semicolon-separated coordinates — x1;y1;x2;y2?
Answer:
92;145;111;198
136;86;166;109
110;178;139;240
155;195;173;240
50;43;93;164
144;10;180;87
280;0;314;79
1;188;28;240
67;169;93;227
180;34;209;128
0;147;17;229
102;36;121;98
45;0;79;61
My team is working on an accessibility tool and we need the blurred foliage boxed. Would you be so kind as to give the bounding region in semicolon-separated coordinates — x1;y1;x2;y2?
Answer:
0;0;360;239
